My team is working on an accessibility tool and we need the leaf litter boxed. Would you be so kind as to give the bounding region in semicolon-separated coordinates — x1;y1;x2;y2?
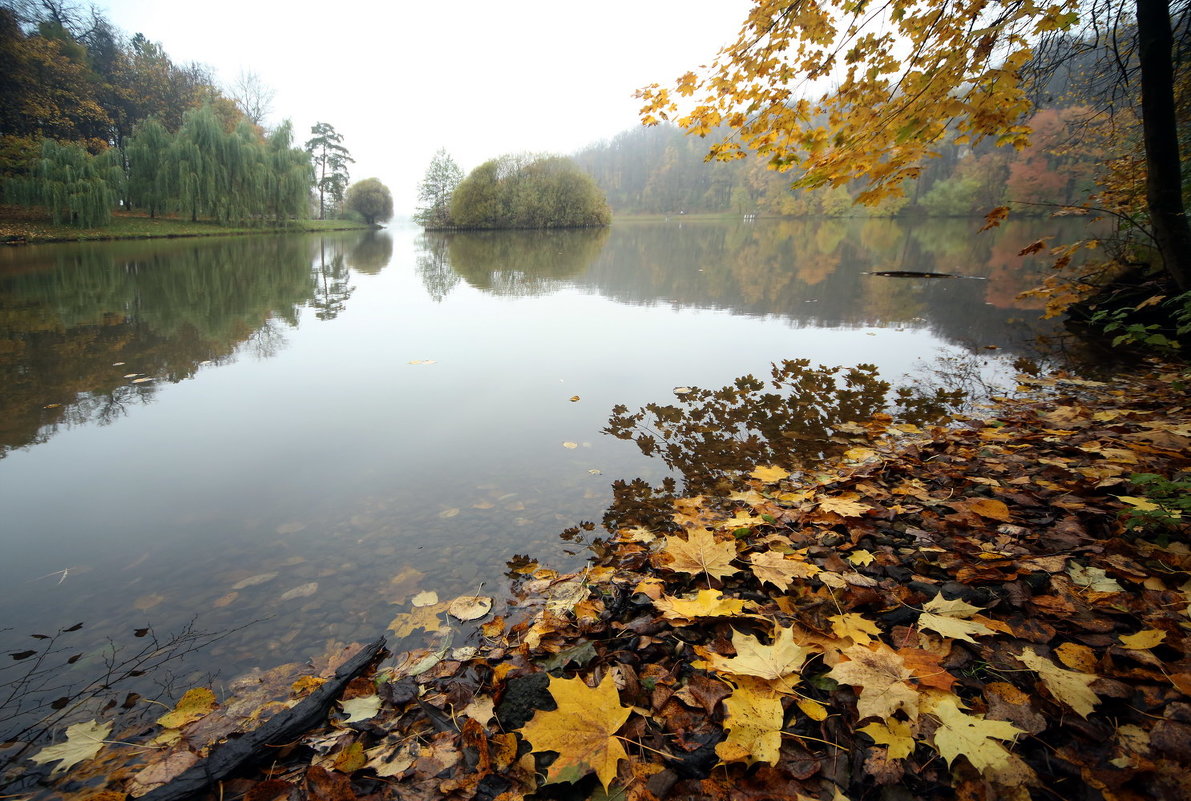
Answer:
15;368;1191;801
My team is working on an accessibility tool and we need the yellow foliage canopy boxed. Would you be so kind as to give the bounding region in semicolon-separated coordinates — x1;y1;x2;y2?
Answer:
637;0;1080;204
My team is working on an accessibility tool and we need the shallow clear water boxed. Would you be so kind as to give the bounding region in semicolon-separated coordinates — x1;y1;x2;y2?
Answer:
0;217;1066;719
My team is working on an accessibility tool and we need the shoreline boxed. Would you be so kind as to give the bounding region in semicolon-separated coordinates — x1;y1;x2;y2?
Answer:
0;209;378;245
18;364;1191;800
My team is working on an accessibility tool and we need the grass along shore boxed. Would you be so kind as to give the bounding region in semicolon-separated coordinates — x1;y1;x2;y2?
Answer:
0;206;375;244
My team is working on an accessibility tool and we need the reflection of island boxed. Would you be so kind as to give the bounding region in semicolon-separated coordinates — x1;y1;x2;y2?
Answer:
346;231;394;275
0;235;359;457
417;218;1081;352
421;228;610;296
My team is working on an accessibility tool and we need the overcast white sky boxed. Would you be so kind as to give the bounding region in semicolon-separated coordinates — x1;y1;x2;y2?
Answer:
97;0;753;215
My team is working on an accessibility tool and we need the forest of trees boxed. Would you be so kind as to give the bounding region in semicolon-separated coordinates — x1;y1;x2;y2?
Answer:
574;105;1115;219
0;2;352;227
573;13;1188;230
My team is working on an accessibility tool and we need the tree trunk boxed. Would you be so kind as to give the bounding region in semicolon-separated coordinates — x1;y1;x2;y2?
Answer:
1136;0;1191;290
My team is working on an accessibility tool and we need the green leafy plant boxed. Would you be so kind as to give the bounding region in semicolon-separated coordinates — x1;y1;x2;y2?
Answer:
1090;291;1191;353
1119;472;1191;535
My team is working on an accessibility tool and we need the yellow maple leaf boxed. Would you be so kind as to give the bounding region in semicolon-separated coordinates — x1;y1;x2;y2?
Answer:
518;673;632;791
1017;646;1099;717
829;613;882;645
816;493;872;518
749;550;819;589
859;718;915;759
826;643;918;720
917;596;996;643
655;589;746;620
157;687;217;729
931;695;1024;775
698;626;812;691
749;465;790;483
30;720;112;774
847;549;875;566
661;529;738;581
715;680;783;766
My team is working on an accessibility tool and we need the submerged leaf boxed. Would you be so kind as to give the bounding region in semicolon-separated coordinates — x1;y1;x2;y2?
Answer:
30;720;112;774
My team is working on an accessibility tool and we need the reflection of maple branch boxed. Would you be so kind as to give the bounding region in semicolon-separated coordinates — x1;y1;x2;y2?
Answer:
0;618;259;775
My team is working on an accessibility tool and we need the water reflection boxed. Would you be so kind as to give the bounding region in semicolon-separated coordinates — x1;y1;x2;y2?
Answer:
602;358;963;528
426;227;609;296
415;218;1076;351
346;231;394;275
0;218;1079;749
0;234;368;457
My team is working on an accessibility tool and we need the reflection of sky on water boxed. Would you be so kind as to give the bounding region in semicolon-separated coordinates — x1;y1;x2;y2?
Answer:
0;220;1065;719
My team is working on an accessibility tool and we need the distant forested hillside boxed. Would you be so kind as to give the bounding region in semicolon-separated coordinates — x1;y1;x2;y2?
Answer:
574;34;1188;218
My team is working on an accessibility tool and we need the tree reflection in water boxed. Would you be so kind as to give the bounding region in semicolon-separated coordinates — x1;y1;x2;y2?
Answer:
601;358;963;531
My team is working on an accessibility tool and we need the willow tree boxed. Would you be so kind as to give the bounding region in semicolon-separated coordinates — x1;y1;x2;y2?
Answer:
172;105;225;222
125;118;173;218
265;120;313;223
17;139;124;227
639;0;1190;289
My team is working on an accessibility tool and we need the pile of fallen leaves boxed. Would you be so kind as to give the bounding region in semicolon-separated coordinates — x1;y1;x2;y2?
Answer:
18;369;1191;801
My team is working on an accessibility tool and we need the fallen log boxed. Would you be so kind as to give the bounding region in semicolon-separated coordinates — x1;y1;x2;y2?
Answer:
864;270;986;279
139;636;386;801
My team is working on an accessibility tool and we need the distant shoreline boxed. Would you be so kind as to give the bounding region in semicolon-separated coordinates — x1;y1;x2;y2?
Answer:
0;208;377;245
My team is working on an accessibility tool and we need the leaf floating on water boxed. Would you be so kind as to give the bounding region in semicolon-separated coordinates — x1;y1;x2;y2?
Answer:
157;687;217;728
29;719;112;774
674;386;693;395
43;403;62;409
438;508;460;519
562;441;579;449
123;373;141;379
407;359;437;365
131;377;153;384
569;395;581;402
411;590;439;607
587;468;602;475
112;362;125;366
279;582;318;601
447;595;493;621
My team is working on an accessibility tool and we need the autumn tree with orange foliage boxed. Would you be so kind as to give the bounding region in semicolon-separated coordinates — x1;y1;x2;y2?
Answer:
638;0;1189;291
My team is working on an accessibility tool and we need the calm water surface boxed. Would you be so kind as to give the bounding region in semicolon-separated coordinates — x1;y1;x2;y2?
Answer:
0;218;1067;718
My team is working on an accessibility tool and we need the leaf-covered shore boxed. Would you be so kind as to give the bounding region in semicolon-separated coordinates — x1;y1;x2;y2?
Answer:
17;367;1191;801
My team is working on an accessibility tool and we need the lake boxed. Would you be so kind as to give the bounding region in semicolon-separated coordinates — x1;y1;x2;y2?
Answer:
0;217;1068;729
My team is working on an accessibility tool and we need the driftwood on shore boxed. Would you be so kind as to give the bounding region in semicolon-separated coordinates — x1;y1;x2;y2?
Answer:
139;636;386;801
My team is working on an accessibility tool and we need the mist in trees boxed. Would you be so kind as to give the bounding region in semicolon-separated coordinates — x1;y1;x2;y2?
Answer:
414;149;463;229
448;154;610;230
